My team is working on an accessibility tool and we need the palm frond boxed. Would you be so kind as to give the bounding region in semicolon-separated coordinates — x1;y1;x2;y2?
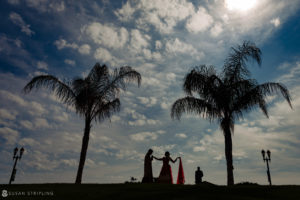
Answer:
87;63;109;84
92;98;121;122
257;82;292;108
171;96;221;121
23;75;75;105
231;85;268;119
224;41;262;81
183;65;221;95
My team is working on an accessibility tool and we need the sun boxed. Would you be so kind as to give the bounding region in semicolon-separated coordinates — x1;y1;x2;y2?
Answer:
225;0;257;11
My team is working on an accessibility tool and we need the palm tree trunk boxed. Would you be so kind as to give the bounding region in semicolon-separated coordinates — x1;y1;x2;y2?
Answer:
224;124;234;186
75;117;91;184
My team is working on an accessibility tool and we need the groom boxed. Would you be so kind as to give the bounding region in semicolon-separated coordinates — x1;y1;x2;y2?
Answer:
142;149;155;183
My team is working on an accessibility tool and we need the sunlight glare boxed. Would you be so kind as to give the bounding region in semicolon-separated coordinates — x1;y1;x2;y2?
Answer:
225;0;257;11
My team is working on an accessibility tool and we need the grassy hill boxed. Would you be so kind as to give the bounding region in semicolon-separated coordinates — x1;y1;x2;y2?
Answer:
1;183;300;200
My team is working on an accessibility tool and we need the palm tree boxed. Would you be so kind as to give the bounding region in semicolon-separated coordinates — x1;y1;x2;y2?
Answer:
171;41;292;185
24;63;141;184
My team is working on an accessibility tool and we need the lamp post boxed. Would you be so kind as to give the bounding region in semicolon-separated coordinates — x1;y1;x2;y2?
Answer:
9;147;24;184
261;149;272;186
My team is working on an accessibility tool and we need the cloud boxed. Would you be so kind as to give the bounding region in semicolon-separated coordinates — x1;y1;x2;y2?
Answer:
0;90;27;107
37;61;48;70
124;0;195;34
210;23;223;37
129;29;150;52
165;38;204;60
125;109;160;126
0;127;19;145
186;7;214;33
0;108;17;120
271;17;281;27
137;96;157;107
193;146;206;152
94;47;114;64
34;118;50;128
85;22;128;49
64;59;76;66
54;39;92;56
24;0;65;12
78;44;91;55
277;62;300;85
114;1;135;22
151;144;176;156
160;102;169;110
130;130;165;141
175;133;187;139
54;39;78;50
19;120;34;130
155;40;162;49
9;12;35;36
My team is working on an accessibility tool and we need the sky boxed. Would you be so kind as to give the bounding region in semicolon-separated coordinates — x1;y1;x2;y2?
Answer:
0;0;300;185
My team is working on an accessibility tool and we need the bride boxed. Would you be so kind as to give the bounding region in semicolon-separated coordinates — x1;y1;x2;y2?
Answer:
154;151;180;184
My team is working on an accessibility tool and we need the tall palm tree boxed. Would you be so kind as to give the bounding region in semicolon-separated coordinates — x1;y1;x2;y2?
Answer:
24;63;141;184
171;41;292;185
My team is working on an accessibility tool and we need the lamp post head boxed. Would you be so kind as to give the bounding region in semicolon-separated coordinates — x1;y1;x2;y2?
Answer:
20;147;24;159
13;147;18;158
261;149;265;160
267;150;271;160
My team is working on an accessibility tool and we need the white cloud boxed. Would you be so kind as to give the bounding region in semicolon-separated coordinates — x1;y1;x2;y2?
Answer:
19;120;34;130
210;23;223;37
193;146;206;152
54;40;92;55
54;39;78;50
37;61;48;70
270;17;280;27
155;40;162;49
137;96;157;107
78;44;91;55
94;47;113;63
165;38;204;60
114;1;135;21
111;115;121;122
19;137;39;146
24;0;65;12
175;133;187;139
64;59;76;66
130;29;150;52
85;22;128;49
61;159;77;167
9;12;35;36
34;118;50;128
130;130;165;142
277;62;300;85
160;102;169;110
186;7;213;33
53;112;69;122
29;101;47;116
0;127;19;145
24;150;60;170
133;0;195;34
0;90;27;107
151;144;176;156
0;108;17;120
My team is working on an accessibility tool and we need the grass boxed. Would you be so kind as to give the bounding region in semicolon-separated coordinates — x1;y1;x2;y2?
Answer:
1;183;300;200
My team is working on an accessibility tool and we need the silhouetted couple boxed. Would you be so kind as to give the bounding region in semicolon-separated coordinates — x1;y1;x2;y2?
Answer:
142;149;180;184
